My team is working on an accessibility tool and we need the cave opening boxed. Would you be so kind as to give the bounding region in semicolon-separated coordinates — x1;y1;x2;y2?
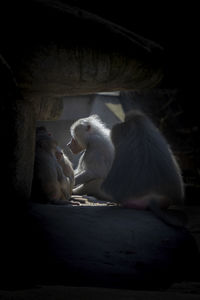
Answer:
25;89;200;292
0;0;200;296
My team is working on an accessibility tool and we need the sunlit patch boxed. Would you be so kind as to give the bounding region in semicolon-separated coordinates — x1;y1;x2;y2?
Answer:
105;102;125;122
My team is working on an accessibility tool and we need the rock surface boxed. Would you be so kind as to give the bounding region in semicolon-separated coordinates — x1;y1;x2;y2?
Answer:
1;285;200;300
1;1;163;100
14;202;198;290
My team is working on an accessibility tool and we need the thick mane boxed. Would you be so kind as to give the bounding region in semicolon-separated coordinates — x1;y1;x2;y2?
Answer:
71;114;110;138
88;114;110;137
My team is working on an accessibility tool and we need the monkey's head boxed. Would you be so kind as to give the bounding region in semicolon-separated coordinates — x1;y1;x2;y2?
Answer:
68;115;106;154
68;118;91;154
112;110;145;146
36;129;58;154
111;121;131;147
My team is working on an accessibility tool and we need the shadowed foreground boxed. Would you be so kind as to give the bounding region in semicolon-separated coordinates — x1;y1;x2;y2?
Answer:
1;203;198;289
1;285;200;300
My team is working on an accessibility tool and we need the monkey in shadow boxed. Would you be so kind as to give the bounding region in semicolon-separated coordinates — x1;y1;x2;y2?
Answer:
31;126;74;205
102;110;186;227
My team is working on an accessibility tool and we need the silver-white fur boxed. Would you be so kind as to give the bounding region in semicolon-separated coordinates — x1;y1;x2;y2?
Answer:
70;115;115;200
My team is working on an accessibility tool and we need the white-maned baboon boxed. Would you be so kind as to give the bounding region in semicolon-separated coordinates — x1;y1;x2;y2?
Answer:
68;115;114;200
102;110;185;226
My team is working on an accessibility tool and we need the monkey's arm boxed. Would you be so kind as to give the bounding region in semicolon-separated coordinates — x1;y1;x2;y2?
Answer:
75;170;95;186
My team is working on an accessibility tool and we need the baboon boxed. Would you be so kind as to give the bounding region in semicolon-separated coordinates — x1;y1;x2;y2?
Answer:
68;115;114;200
102;110;185;226
32;126;72;204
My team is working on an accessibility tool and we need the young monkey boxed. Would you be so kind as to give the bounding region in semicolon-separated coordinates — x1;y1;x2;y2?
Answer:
32;127;73;204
